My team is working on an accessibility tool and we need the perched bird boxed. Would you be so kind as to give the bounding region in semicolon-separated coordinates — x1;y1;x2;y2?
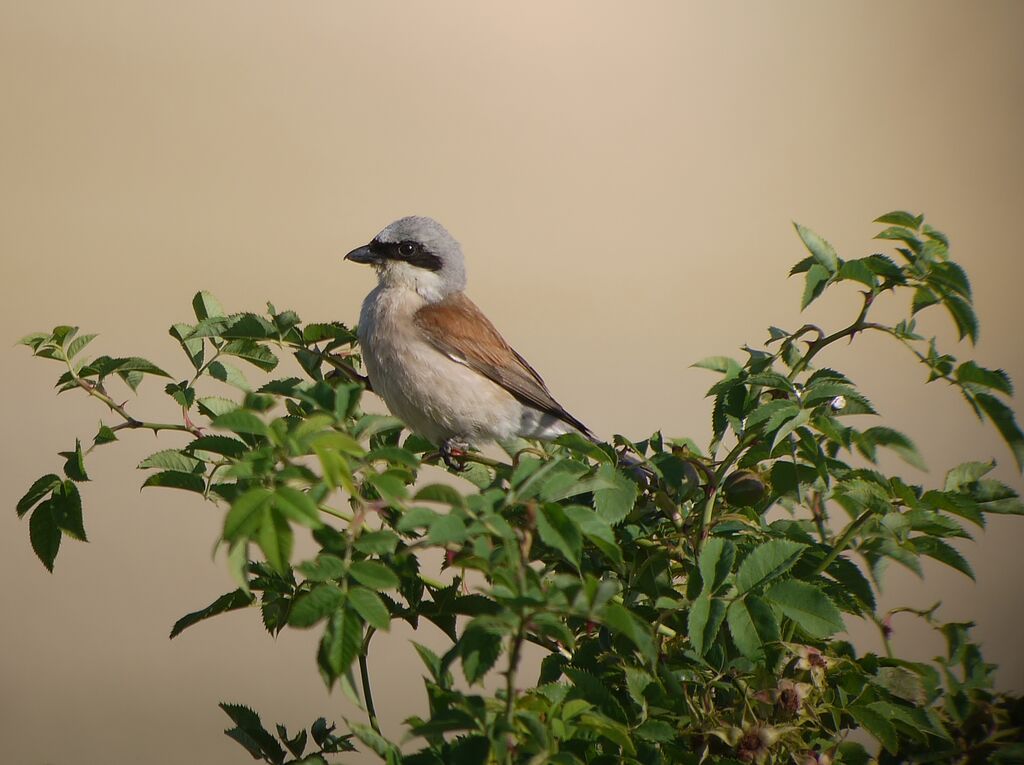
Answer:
345;216;595;468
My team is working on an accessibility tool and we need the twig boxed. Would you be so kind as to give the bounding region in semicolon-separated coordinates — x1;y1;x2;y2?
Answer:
359;627;382;734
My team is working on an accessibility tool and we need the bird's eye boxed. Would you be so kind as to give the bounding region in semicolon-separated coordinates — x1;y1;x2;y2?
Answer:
398;242;417;257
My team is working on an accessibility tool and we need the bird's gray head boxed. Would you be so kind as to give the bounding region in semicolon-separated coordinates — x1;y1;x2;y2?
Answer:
344;216;467;301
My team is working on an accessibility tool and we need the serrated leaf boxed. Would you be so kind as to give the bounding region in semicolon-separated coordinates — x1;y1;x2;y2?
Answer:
875;210;921;228
944;293;978;344
692;356;742;376
220;703;285;763
794;223;839;272
592;464;637;525
212;409;269;436
459;622;504;684
347;586;391;631
976;392;1024;471
726;595;778;660
289;584;345;628
273;486;323;528
849;703;898;754
602;603;657;664
735;539;806;593
186;435;247;458
29;500;62;571
224;488;273;541
59;439;89;482
192;291;225;321
956;361;1012;396
17;474;61;518
912;537;974;579
698;537;735;593
348;560;399;590
222;339;279;372
51;481;86;541
565;505;622;565
138;449;203;473
141;470;205;493
856;426;926;470
802;263;832;307
318;608;363;686
537;504;582;568
207;360;251;390
764;579;844;638
65;333;97;359
170;589;254;638
688;593;727;656
197;396;240;418
258;506;293;574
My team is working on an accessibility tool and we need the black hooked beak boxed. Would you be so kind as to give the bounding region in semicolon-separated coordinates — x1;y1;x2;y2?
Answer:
344;244;380;265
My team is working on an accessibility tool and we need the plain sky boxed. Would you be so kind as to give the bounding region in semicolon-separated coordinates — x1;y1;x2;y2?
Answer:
1;2;1022;763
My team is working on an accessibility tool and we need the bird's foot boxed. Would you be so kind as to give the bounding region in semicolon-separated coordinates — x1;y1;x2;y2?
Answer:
440;438;471;472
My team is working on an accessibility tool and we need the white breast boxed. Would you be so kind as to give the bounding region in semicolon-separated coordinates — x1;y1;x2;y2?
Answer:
357;286;525;445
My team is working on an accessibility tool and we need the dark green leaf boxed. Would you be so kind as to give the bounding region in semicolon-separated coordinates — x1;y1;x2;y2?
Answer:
603;603;657;664
196;396;240;418
212;409;269;437
764;579;844;638
192;291;225;321
875;211;921;228
52;481;86;541
726;595;779;660
222;339;279;372
537;504;582;568
60;439;89;482
956;361;1013;396
17;474;61;518
93;424;118;445
976;392;1024;470
698;537;735;593
912;537;974;579
459;622;504;684
258;506;293;574
224;488;273;541
849;704;898;754
141;470;205;493
688;593;727;656
186;435;248;457
29;500;62;571
944;294;978;344
170;589;254;638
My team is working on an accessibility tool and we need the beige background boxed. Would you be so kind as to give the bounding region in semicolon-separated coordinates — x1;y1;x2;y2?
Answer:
2;2;1022;763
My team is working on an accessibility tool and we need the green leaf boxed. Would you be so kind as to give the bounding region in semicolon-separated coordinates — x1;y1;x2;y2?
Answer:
348;560;400;590
273;486;323;529
794;222;839;273
353;530;400;556
207;360;251;390
956;361;1013;396
735;539;806;593
347;586;391;631
93;424;118;445
592;464;637;525
426;513;467;545
836;259;878;288
726;594;779;660
289;584;345;628
318;608;363;685
258;506;293;574
296;554;346;582
577;712;636;756
29;500;61;572
459;621;504;684
141;471;205;493
692;356;742;376
698;537;735;593
59;439;89;482
169;589;254;639
688;593;727;656
770;408;812;453
975;392;1024;470
348;722;400;760
875;210;921;229
52;481;87;541
196;396;240;418
849;703;898;754
912;537;974;579
65;333;97;359
602;603;657;664
212;409;269;437
564;505;622;565
856;426;926;470
537;504;582;568
138;449;203;473
764;579;844;638
192;291;225;321
944;293;978;344
220;703;286;764
224;488;273;541
186;435;248;458
17;474;61;518
222;339;279;372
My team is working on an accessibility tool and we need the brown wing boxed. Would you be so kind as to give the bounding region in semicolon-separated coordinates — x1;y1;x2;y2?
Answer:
414;293;592;436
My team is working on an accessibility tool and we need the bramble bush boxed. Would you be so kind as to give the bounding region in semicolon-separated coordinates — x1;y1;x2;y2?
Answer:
16;213;1024;764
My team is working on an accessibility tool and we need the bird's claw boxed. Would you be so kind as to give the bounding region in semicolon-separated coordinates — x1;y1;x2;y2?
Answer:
440;439;470;472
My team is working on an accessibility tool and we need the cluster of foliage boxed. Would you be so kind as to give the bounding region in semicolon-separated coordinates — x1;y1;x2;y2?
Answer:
16;213;1024;764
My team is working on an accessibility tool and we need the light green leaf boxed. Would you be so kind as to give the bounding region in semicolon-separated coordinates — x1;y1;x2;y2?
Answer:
289;583;344;628
794;223;839;273
192;291;225;321
735;539;806;593
223;488;273;541
348;560;400;590
273;486;323;528
212;409;269;437
347;586;391;631
257;506;293;574
592;464;637;525
138;449;203;473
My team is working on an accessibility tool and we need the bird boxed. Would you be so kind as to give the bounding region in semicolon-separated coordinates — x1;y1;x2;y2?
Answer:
344;216;595;469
